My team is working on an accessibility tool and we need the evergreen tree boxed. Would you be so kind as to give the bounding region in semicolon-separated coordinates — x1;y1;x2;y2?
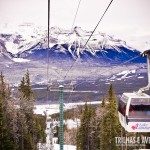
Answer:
19;70;34;112
100;84;121;150
17;71;35;149
0;73;16;150
88;108;99;150
0;72;46;150
76;102;94;150
94;96;106;150
17;71;46;149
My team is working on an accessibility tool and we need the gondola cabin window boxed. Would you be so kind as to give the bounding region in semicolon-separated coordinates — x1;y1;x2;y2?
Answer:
129;98;150;118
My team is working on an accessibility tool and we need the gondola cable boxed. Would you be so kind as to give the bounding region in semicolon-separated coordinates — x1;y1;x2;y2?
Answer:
66;54;141;102
46;0;51;103
63;0;82;81
70;0;82;34
63;0;114;81
83;0;114;48
76;55;140;87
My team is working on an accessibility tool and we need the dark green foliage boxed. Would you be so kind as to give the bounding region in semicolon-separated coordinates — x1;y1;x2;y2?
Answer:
51;107;82;121
100;84;121;150
19;70;33;100
17;71;35;149
17;71;46;149
0;73;16;150
76;85;122;150
95;96;106;149
88;108;100;150
76;102;96;150
0;72;46;150
76;100;103;150
33;114;46;143
16;111;46;150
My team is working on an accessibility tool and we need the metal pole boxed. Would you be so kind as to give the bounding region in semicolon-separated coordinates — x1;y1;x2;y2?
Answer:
138;50;150;93
47;0;50;104
147;55;150;84
59;85;64;150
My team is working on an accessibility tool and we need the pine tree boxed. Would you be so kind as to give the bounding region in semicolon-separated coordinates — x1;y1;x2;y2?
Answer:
17;71;36;149
0;73;16;150
19;71;34;112
76;102;94;150
0;72;46;150
17;71;46;149
88;108;99;150
93;96;106;150
100;84;121;150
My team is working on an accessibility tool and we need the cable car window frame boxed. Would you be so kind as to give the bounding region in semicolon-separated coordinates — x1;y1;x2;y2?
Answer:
128;98;150;119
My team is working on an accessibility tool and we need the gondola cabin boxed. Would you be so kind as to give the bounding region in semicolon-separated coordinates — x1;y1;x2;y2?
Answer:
118;93;150;132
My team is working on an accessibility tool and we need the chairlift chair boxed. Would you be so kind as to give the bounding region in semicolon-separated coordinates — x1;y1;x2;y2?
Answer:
49;80;75;92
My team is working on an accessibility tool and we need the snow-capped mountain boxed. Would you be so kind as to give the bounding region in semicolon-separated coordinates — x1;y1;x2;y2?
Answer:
0;24;146;63
0;39;13;62
0;23;47;54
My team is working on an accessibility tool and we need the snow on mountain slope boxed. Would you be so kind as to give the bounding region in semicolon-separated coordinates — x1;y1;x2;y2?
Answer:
0;39;13;61
0;23;47;54
109;69;136;81
0;24;146;63
12;58;30;62
108;66;147;81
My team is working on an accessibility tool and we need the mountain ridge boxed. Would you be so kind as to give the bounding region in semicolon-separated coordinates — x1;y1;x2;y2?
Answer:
0;24;146;63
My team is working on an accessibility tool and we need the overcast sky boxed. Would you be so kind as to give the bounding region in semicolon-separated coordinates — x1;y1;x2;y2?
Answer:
0;0;150;36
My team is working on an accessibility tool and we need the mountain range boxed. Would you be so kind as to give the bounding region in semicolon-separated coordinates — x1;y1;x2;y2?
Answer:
0;23;149;99
0;23;146;64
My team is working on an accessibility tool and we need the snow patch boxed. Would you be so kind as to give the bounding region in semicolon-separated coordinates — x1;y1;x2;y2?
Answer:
53;144;76;150
109;69;136;81
34;101;102;116
66;119;80;129
13;58;30;62
138;76;144;79
5;41;19;54
117;70;136;76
